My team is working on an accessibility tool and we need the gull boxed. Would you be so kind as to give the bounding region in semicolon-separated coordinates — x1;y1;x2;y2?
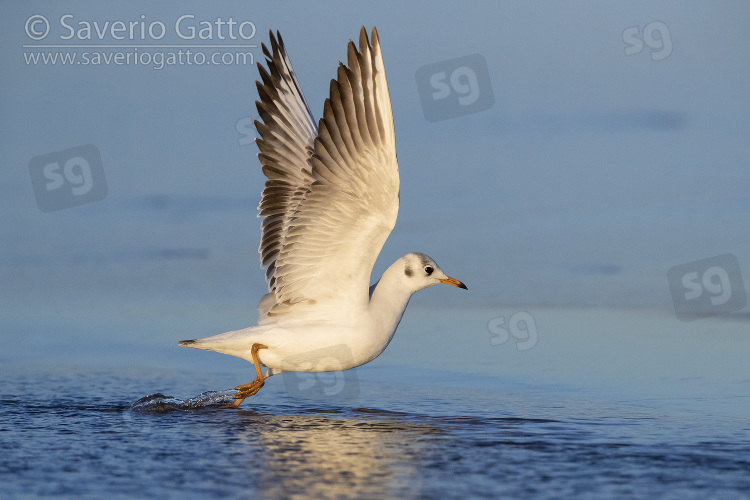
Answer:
179;26;467;408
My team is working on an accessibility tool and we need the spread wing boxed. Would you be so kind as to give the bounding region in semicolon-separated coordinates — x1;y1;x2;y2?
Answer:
254;26;398;321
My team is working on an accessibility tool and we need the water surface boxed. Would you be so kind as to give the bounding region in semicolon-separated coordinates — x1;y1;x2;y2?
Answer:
2;358;749;499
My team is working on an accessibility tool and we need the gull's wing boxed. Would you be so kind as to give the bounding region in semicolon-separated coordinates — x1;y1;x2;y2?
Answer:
255;26;398;321
255;30;318;292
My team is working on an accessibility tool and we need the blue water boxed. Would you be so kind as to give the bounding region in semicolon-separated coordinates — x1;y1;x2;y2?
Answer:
2;361;749;499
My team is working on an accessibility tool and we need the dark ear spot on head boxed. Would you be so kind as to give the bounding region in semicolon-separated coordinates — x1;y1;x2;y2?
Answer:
405;266;413;277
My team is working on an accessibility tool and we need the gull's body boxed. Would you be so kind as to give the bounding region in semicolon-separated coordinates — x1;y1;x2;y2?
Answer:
179;27;466;406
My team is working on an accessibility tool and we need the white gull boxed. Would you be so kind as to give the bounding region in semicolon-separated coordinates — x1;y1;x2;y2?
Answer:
179;26;467;408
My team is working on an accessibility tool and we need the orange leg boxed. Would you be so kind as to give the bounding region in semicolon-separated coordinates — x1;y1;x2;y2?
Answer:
220;343;268;409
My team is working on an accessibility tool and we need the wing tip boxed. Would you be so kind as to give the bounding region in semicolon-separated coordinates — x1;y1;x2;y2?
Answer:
358;26;381;51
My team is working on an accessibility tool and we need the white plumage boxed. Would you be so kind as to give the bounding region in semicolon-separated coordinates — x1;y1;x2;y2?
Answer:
179;27;466;407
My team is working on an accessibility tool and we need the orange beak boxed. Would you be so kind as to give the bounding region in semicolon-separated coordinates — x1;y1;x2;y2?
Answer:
439;276;468;290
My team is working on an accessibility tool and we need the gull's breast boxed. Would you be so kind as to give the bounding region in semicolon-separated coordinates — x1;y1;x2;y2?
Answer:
257;318;383;374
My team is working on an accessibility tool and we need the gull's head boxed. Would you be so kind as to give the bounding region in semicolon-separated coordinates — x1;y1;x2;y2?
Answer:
398;252;468;293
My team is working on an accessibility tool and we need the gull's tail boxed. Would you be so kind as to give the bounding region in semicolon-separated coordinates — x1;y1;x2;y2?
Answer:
178;327;266;362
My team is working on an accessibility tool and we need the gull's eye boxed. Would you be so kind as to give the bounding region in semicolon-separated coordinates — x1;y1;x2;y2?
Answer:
424;266;434;276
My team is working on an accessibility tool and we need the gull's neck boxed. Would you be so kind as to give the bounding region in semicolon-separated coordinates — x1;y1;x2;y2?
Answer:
366;264;413;355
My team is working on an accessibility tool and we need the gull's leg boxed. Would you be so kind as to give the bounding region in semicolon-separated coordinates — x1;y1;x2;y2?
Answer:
220;343;269;409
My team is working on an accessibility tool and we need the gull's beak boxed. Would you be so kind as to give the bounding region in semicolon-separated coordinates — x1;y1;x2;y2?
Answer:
439;276;468;290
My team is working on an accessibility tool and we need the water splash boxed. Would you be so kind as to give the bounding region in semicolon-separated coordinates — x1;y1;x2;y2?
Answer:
130;389;237;412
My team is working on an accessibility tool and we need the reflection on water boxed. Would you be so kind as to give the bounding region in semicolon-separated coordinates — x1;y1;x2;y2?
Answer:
233;409;436;498
129;391;442;497
2;366;750;498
